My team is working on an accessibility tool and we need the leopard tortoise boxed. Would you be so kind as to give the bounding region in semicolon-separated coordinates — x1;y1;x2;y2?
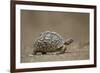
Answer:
32;31;73;55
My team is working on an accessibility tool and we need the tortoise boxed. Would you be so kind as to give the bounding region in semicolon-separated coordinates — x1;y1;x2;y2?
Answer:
32;31;73;55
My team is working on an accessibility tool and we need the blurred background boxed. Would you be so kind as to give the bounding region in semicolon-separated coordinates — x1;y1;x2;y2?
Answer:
21;10;89;63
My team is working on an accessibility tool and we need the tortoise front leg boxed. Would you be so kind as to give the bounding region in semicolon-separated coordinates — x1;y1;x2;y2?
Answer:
59;45;67;54
55;45;67;55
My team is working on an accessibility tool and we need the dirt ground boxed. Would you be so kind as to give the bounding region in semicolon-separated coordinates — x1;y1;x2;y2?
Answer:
21;41;89;63
20;10;89;63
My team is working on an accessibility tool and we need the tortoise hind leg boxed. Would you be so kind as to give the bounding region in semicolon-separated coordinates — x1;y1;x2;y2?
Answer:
32;51;37;55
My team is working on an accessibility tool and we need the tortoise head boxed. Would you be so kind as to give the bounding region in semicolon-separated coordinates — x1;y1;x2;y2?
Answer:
64;38;73;45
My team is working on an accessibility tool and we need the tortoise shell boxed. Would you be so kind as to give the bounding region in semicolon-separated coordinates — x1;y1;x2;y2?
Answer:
33;31;65;52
